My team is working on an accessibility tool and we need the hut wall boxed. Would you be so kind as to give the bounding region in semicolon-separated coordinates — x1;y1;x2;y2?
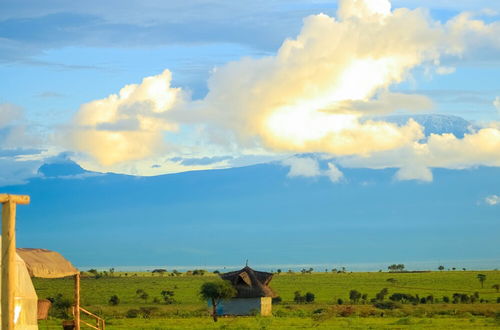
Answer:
217;298;271;316
260;297;272;316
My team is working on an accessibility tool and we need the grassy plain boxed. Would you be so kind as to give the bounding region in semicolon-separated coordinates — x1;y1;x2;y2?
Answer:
33;270;500;329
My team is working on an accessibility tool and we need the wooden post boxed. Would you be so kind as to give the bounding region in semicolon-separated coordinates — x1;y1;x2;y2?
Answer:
74;273;80;330
1;194;30;330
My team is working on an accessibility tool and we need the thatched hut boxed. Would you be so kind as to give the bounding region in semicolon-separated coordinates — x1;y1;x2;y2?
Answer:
217;266;276;316
16;248;79;279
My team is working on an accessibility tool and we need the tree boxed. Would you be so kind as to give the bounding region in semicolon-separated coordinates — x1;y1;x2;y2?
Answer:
388;264;405;272
199;281;236;322
438;265;445;271
294;291;305;303
477;274;487;288
305;292;315;303
161;290;175;304
375;288;389;301
492;284;499;293
349;290;362;304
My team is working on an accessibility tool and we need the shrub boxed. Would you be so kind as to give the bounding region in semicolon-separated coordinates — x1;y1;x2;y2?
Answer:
139;307;158;318
337;298;344;305
161;290;176;304
349;290;362;303
338;306;355;317
294;291;305;303
272;296;282;304
108;295;120;306
125;309;140;318
305;292;315;303
47;294;73;319
373;301;399;310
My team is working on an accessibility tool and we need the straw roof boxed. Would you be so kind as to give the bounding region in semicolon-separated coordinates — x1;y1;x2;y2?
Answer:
16;248;79;278
220;266;276;298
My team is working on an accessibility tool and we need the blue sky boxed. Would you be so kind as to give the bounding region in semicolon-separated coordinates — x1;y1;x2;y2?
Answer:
1;0;500;182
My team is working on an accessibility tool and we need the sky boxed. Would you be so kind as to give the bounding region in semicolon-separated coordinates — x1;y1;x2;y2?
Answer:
1;0;500;185
1;0;500;268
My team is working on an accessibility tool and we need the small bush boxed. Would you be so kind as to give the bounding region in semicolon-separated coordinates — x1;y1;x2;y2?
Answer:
139;307;158;318
125;309;140;318
338;306;355;317
337;298;344;305
373;301;399;310
313;308;326;314
47;294;72;319
272;296;282;304
305;292;315;303
108;295;120;306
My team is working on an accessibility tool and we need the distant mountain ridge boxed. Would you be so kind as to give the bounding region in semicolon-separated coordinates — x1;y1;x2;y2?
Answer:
375;114;473;138
2;114;499;268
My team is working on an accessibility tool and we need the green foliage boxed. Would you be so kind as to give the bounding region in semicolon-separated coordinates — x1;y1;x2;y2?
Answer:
294;291;315;303
272;296;282;304
199;280;235;302
109;294;120;306
349;290;362;303
388;264;405;272
125;309;140;318
305;292;315;303
373;301;399;310
375;288;389;301
477;274;487;288
32;269;500;326
161;290;176;304
47;293;73;319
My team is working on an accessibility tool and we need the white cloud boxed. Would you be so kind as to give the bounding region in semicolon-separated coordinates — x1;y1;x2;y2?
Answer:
436;66;456;75
485;195;500;206
338;126;500;181
0;158;42;187
283;157;321;178
65;70;186;166
0;103;23;127
325;163;344;183
282;157;344;183
494;97;500;112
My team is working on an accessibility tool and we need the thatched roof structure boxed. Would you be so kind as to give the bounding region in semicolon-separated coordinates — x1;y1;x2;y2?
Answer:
220;266;276;298
16;248;79;278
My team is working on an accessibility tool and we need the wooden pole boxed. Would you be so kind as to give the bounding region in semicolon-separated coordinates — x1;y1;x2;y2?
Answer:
2;201;16;330
74;273;80;330
1;194;30;330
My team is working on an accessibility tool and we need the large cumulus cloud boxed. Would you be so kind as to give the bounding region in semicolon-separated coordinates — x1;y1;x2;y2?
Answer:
64;0;500;181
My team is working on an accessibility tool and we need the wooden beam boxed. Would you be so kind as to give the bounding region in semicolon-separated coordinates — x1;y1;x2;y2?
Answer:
75;273;81;330
0;194;30;205
2;201;16;330
1;194;30;330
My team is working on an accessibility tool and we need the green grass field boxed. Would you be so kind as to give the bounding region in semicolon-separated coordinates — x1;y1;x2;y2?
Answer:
33;270;500;329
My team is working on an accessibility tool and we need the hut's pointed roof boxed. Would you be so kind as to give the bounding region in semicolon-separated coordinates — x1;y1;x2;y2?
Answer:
220;266;276;298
